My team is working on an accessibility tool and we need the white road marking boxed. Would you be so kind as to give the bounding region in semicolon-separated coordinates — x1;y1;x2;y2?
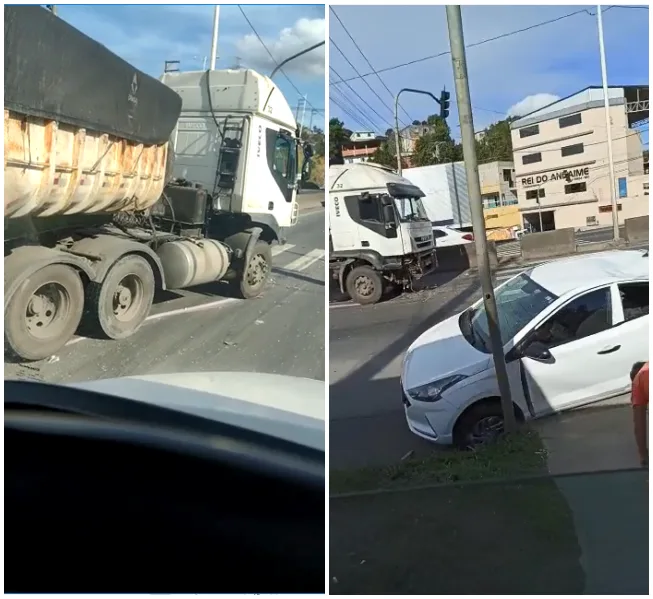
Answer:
64;297;241;346
272;243;295;257
279;248;325;273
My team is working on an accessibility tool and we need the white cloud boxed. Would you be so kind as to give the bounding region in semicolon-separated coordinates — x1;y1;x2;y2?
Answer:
235;18;325;79
507;93;561;118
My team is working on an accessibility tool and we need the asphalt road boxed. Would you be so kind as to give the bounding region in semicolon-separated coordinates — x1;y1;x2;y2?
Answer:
6;209;325;385
330;269;488;469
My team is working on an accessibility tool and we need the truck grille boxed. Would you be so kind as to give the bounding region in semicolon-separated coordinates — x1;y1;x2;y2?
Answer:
414;235;432;249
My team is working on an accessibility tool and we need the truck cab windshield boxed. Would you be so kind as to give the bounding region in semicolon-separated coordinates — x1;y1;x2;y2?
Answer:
393;197;428;223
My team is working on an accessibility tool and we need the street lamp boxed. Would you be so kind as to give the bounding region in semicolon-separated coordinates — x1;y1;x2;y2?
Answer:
394;88;441;176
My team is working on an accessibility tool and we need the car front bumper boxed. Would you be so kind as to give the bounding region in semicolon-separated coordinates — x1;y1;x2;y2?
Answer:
401;383;455;446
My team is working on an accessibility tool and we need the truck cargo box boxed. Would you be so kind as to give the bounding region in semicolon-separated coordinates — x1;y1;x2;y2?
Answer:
4;6;182;219
4;5;182;146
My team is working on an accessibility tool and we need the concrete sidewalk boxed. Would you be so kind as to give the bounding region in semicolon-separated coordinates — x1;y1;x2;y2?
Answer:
535;400;649;595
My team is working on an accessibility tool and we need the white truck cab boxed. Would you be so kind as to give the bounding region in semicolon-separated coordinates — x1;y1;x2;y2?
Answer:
161;68;301;236
329;163;435;304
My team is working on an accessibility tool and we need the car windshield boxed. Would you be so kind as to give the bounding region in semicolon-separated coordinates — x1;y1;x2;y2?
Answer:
469;273;558;350
393;197;429;222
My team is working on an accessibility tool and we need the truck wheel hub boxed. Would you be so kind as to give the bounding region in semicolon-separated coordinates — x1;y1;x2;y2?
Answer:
25;283;68;337
354;275;374;297
113;275;142;320
246;254;268;286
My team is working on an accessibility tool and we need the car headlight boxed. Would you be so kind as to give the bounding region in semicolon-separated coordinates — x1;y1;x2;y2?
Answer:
406;374;467;403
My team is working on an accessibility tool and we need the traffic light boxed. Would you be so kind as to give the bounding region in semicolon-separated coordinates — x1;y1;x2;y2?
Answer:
439;89;451;120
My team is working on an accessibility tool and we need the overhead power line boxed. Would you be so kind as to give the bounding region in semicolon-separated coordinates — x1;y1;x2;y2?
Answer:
237;5;316;110
329;6;414;125
329;36;409;128
329;94;372;131
331;7;615;84
330;66;395;131
330;88;380;132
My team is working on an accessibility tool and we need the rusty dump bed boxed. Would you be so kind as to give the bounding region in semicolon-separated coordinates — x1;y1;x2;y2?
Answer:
4;5;182;219
5;111;171;219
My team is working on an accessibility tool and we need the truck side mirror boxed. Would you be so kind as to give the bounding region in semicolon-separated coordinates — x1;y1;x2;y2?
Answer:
382;205;397;230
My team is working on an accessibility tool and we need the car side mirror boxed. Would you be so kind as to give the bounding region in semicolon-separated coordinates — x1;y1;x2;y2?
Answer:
522;340;552;362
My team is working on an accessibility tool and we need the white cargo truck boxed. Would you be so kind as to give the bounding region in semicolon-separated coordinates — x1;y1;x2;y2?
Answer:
328;163;436;305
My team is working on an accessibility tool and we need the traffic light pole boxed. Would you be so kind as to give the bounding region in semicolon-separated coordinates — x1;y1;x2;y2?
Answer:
394;88;441;176
446;5;516;433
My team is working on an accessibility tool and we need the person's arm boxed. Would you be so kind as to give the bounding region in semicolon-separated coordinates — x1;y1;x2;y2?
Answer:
631;370;648;467
633;405;648;467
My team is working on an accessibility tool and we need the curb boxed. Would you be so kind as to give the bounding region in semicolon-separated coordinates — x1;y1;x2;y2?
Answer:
330;465;645;500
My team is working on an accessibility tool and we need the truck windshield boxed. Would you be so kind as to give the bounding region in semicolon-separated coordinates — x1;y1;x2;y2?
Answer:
393;197;428;222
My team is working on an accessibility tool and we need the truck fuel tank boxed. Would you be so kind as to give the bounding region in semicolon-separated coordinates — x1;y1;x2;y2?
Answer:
156;238;231;290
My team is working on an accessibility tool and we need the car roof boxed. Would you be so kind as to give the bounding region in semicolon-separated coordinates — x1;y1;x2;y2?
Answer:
527;250;649;297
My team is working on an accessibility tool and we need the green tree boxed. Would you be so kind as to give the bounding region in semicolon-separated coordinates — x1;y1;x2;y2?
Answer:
475;118;515;163
329;118;349;164
411;115;462;167
369;142;398;169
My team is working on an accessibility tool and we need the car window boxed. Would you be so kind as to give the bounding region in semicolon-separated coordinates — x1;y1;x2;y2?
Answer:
618;282;648;322
533;287;612;349
433;229;448;238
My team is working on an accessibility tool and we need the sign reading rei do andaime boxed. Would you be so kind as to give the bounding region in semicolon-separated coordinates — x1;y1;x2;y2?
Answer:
521;166;590;188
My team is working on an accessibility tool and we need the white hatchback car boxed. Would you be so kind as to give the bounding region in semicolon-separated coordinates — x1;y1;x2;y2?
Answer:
401;250;649;448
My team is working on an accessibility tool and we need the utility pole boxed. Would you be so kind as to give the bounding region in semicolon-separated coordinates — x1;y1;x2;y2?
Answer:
597;5;619;241
295;97;303;126
299;94;308;137
446;5;516;433
209;6;220;71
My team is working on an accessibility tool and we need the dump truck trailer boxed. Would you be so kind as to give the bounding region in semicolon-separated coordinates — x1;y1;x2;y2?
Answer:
4;6;308;361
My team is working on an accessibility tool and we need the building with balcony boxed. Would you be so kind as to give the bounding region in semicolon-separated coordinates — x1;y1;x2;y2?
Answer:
341;131;386;164
510;85;649;232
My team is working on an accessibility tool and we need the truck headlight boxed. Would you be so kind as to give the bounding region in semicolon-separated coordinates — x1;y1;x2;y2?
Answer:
406;374;467;403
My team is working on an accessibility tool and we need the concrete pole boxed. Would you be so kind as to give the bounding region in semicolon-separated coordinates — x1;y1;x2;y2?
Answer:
597;5;619;240
299;94;308;136
394;88;441;176
446;5;516;432
395;94;403;175
209;6;220;71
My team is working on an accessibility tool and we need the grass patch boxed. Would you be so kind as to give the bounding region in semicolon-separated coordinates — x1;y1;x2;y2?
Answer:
330;476;584;594
330;429;548;494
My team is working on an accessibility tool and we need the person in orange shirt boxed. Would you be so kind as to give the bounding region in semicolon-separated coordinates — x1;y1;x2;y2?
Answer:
630;361;648;467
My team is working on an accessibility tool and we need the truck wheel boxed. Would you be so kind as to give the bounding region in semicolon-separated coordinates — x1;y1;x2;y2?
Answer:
5;264;84;362
85;255;155;340
345;265;383;305
235;241;272;299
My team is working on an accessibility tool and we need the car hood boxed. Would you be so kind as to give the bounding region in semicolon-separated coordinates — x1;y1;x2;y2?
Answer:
66;372;325;452
402;312;490;390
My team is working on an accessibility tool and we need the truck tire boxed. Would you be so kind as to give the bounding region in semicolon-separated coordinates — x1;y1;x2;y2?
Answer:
345;265;383;305
234;240;272;299
5;263;84;362
84;254;155;340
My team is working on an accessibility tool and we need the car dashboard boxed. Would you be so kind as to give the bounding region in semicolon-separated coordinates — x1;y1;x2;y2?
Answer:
5;379;325;593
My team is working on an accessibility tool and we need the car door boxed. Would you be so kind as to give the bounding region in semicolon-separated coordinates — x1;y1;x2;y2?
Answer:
610;280;650;394
518;285;628;416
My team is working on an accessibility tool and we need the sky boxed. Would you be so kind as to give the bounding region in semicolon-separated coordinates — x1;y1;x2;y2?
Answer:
329;5;649;145
57;4;326;130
